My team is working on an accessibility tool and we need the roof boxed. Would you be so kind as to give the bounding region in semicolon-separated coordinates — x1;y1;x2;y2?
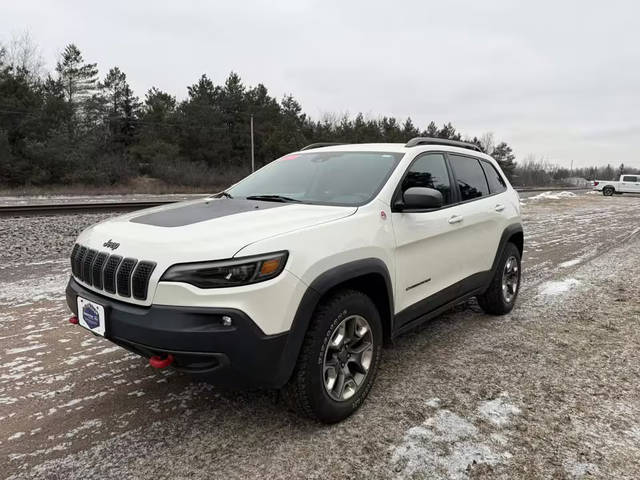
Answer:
295;142;496;162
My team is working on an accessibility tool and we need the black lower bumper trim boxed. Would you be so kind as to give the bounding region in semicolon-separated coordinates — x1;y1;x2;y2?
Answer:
66;277;291;388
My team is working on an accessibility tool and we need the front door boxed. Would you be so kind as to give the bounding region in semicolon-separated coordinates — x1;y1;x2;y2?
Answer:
392;153;469;317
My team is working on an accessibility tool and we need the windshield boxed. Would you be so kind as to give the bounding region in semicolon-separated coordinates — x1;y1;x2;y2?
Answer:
227;151;404;206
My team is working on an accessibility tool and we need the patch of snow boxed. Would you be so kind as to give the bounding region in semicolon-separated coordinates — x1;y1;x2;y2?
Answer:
559;258;582;268
529;191;577;201
564;459;600;478
539;278;581;295
425;397;441;408
478;395;521;426
0;273;67;306
6;344;46;355
391;409;510;479
7;432;25;441
97;346;120;355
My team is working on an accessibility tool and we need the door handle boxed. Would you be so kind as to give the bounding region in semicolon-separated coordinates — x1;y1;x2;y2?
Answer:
448;215;464;224
494;204;505;212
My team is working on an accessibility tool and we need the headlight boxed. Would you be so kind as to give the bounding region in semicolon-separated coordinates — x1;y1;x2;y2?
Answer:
160;251;288;288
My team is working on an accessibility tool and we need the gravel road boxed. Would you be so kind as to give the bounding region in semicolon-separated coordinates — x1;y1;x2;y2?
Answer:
1;191;640;479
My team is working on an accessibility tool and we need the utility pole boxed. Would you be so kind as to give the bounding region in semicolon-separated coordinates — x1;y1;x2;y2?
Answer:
250;114;255;173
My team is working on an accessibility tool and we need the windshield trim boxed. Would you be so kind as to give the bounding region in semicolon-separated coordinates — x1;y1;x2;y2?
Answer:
228;151;405;208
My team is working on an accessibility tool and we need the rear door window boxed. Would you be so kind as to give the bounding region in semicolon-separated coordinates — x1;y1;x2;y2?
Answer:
401;153;453;205
449;155;490;201
480;160;507;194
622;175;638;182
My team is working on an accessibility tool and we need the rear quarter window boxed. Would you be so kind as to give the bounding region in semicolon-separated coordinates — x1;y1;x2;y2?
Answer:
480;160;507;194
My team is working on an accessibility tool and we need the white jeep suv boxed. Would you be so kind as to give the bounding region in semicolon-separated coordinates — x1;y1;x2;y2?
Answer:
66;137;523;423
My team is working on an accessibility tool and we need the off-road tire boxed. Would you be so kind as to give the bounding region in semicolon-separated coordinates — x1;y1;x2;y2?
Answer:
477;242;521;315
603;186;615;196
283;289;382;423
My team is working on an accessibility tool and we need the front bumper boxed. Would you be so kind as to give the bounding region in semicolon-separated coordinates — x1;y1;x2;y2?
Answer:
66;277;292;388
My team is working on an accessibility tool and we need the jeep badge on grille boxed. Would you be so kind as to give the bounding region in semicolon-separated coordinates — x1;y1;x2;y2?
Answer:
103;239;120;250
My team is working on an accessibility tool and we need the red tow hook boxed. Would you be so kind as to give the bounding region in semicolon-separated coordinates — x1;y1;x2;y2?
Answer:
149;354;174;369
69;315;79;324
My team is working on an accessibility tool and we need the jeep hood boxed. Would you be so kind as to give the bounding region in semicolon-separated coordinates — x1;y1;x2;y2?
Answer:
77;197;356;263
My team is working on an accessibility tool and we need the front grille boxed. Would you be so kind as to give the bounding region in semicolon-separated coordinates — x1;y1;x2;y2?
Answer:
69;244;156;301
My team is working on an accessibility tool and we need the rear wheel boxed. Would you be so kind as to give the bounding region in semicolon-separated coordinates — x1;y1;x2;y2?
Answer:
603;186;615;196
477;242;521;315
283;289;382;423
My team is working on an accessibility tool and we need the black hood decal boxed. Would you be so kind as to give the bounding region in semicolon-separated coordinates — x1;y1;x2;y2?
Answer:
130;198;287;227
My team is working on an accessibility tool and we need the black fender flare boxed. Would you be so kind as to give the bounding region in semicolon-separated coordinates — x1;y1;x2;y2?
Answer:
488;223;524;282
273;258;393;387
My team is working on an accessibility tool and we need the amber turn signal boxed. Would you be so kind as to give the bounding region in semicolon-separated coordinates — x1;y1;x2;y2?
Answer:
260;258;281;276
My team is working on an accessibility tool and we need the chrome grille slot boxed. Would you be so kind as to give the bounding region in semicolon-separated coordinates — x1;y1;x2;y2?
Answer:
116;258;137;297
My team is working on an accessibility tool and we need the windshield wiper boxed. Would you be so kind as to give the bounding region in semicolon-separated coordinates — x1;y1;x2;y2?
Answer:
215;191;233;199
245;194;301;203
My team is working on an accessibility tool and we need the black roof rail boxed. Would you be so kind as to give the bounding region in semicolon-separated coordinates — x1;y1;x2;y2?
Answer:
405;137;483;152
299;142;345;151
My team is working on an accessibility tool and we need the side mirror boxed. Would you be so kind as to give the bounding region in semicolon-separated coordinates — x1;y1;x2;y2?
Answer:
400;187;443;210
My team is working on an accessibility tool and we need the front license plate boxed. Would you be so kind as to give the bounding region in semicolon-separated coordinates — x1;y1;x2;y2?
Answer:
77;297;106;336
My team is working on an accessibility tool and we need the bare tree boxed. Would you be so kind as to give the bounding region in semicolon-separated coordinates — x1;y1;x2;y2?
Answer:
4;31;45;82
479;132;495;155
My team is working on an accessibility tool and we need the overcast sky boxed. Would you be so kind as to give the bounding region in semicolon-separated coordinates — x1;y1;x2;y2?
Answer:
2;0;639;168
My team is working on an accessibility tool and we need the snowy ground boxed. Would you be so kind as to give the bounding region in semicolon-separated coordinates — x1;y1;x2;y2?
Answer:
1;192;640;479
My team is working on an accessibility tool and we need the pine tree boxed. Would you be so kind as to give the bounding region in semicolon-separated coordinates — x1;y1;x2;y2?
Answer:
492;142;516;179
55;44;98;108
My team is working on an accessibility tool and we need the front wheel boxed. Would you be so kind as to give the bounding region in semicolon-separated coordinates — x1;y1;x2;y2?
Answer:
477;242;521;315
283;289;382;423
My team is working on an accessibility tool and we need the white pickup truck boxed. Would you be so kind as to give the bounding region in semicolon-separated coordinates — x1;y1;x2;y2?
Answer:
593;175;640;196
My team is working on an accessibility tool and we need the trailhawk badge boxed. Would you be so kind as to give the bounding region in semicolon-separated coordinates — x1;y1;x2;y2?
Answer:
103;239;120;250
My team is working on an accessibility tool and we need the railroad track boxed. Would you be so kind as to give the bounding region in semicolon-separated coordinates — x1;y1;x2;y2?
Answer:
0;200;179;216
0;187;591;216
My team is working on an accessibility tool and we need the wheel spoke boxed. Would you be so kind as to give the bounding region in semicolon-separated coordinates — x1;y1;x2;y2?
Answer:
334;370;346;399
330;323;346;349
324;365;338;391
342;378;357;400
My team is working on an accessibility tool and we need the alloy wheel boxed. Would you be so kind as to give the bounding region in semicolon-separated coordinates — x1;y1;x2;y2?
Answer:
323;315;374;402
502;255;519;304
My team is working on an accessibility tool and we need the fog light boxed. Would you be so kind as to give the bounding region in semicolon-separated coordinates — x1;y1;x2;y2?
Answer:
222;315;232;326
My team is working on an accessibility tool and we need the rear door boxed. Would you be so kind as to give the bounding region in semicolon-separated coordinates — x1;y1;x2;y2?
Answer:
620;175;640;193
447;154;505;288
